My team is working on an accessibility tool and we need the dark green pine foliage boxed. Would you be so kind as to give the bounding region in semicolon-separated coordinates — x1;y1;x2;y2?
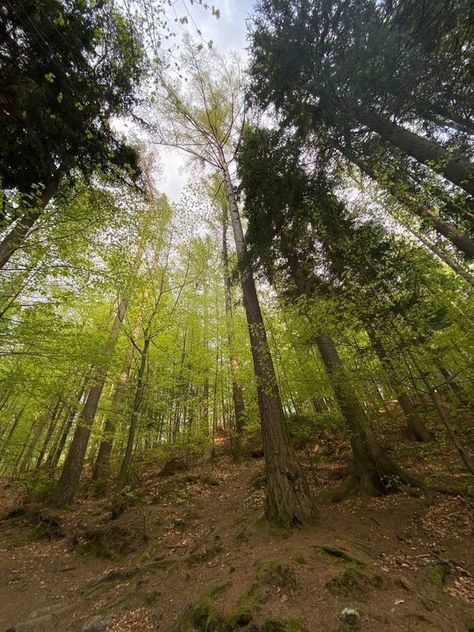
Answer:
0;0;143;206
248;0;474;216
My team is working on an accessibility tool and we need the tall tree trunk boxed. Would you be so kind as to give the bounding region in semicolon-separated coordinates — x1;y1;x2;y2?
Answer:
285;250;417;495
406;226;474;287
92;346;134;483
402;349;474;476
35;397;65;469
19;413;45;473
353;105;474;196
341;144;474;259
438;364;471;408
366;328;433;441
397;393;433;442
0;404;26;467
50;302;126;505
45;380;87;470
221;209;246;438
0;168;63;269
50;213;151;505
315;333;415;494
220;154;313;525
116;337;149;488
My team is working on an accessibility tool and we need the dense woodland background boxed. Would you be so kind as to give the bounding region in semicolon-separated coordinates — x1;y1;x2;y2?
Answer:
0;0;472;526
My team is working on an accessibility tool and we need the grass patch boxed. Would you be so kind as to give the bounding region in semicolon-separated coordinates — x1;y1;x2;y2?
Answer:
426;561;449;588
256;560;297;589
326;568;385;599
316;546;366;569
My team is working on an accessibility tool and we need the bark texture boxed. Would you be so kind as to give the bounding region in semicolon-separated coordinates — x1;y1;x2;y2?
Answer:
220;155;313;525
286;251;416;495
92;348;133;483
355;106;474;196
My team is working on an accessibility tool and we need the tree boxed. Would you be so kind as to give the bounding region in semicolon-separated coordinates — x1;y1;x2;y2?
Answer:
237;125;473;491
50;188;156;506
248;0;474;247
146;41;313;524
0;0;144;268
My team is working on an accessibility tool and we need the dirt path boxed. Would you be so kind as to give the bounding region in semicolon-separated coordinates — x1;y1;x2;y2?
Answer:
1;456;473;631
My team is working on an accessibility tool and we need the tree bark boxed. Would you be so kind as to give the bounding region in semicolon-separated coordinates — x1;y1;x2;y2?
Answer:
92;346;133;483
221;208;246;437
220;154;313;525
354;105;474;196
285;250;417;495
116;337;149;488
0;167;64;269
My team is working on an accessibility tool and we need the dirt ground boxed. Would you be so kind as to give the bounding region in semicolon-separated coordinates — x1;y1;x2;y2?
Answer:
1;442;473;632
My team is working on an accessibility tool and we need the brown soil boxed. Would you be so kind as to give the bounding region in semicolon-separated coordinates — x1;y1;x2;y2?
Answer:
1;442;473;632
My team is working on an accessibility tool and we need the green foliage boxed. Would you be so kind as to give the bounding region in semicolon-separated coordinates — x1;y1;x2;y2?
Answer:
0;0;144;210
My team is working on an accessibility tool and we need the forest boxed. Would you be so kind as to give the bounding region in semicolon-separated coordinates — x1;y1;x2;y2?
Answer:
0;0;473;631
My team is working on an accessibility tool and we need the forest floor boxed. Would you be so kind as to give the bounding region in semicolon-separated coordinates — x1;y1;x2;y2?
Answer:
1;435;474;632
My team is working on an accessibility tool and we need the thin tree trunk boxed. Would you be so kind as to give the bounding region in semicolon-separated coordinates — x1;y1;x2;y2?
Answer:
116;337;150;488
50;302;126;505
45;380;87;470
35;397;65;469
220;154;313;525
0;167;64;269
19;413;45;473
92;345;134;483
403;350;474;476
221;209;246;437
341;145;474;259
50;212;151;505
316;333;414;494
0;405;26;466
397;392;433;442
366;329;433;441
406;226;474;286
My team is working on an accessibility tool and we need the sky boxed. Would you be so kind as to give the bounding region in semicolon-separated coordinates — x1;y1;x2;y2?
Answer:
155;0;255;201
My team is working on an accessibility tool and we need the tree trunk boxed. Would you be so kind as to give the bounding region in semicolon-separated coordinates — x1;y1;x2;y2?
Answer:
50;212;151;505
403;350;474;476
397;392;433;442
45;380;86;470
92;346;134;483
285;250;416;495
19;413;45;473
0;168;63;269
0;405;26;467
50;301;127;506
116;337;149;488
366;329;433;442
35;397;65;469
354;105;474;196
316;332;416;494
220;154;313;525
340;144;474;260
406;226;474;287
221;209;246;437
